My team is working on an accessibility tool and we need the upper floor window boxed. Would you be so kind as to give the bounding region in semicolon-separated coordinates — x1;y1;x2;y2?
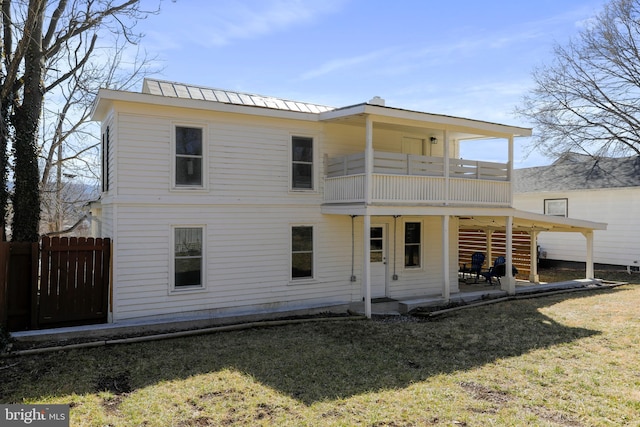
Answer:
404;222;421;268
291;136;313;190
175;126;203;187
544;198;568;217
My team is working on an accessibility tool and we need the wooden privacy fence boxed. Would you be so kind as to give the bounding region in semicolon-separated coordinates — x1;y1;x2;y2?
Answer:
0;236;111;332
459;229;532;278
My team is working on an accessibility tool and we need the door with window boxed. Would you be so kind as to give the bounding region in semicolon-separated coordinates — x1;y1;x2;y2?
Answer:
370;225;388;298
401;136;428;156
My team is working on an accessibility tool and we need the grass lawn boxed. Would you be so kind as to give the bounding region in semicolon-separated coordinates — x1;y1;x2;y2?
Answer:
1;273;640;426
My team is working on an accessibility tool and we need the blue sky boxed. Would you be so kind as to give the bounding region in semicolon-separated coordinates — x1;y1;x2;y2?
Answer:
134;0;609;167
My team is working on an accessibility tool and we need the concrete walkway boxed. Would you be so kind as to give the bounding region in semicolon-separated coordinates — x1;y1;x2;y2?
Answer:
9;279;610;345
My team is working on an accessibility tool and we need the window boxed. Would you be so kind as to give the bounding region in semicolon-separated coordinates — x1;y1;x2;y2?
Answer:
175;126;203;187
404;222;421;268
291;226;313;279
544;198;568;217
291;136;313;190
101;126;110;192
173;227;204;289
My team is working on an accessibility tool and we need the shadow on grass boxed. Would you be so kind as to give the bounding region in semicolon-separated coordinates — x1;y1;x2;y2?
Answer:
0;288;618;405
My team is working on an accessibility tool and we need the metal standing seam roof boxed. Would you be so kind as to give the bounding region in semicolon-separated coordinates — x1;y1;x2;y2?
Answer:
142;78;336;114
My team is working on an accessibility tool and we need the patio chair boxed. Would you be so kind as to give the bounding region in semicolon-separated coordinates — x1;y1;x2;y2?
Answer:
459;252;485;283
482;256;518;285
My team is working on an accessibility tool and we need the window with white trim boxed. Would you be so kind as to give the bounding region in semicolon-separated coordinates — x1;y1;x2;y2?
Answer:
291;136;313;190
173;227;204;289
175;126;204;187
291;226;313;279
544;198;568;217
404;222;421;268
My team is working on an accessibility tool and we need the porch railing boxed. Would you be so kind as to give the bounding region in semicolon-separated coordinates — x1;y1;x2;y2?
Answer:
326;151;508;181
324;151;511;206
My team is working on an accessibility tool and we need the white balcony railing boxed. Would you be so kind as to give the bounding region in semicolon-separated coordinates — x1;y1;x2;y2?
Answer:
324;151;511;206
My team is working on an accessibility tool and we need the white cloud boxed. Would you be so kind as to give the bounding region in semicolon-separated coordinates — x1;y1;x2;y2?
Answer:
189;0;347;47
299;48;396;80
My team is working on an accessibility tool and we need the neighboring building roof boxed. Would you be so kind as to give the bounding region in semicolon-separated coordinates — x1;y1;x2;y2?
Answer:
142;78;335;114
514;153;640;192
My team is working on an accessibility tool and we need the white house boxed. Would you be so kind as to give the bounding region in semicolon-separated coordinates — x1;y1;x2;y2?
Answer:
514;152;639;269
90;79;606;323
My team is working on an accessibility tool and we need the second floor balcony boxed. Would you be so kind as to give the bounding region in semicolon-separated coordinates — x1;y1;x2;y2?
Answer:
324;151;511;206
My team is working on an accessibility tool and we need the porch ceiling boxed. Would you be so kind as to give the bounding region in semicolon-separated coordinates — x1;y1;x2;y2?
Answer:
321;205;606;233
458;210;607;233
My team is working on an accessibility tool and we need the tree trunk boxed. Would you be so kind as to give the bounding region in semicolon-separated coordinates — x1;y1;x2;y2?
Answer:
11;0;45;242
0;99;9;241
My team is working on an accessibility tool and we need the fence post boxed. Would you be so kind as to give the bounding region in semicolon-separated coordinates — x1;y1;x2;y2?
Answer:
0;243;9;329
30;241;40;329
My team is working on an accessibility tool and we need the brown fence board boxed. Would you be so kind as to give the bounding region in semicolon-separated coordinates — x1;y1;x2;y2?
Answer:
38;237;111;328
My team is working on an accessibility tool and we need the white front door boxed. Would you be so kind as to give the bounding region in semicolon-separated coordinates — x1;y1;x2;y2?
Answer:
370;225;387;298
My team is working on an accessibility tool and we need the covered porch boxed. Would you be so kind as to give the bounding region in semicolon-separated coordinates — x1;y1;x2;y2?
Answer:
323;205;607;318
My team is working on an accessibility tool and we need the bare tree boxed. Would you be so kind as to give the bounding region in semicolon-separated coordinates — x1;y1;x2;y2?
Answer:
1;0;156;241
517;0;640;159
39;39;159;236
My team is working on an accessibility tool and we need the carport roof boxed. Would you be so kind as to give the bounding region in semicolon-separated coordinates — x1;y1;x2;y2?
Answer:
321;205;607;233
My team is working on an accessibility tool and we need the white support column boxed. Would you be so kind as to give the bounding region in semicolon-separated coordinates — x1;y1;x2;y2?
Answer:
443;129;450;205
365;116;374;205
504;216;515;294
583;231;595;279
529;231;539;283
485;229;494;266
363;213;372;318
442;215;450;301
508;136;514;206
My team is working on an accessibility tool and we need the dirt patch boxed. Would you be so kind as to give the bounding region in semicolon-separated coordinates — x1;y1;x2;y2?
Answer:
460;381;511;404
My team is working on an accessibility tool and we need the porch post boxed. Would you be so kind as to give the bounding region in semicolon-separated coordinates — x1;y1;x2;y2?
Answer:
442;215;450;301
583;230;595;279
363;213;372;318
443;129;450;205
508;136;514;206
529;231;539;283
485;229;493;267
365;116;374;205
503;216;516;294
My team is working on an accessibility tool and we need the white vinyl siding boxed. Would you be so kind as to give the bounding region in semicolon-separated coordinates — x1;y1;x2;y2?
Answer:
101;105;465;322
515;188;639;266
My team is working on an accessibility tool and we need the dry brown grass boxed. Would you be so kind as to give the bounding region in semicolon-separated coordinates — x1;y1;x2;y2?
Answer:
1;276;639;426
